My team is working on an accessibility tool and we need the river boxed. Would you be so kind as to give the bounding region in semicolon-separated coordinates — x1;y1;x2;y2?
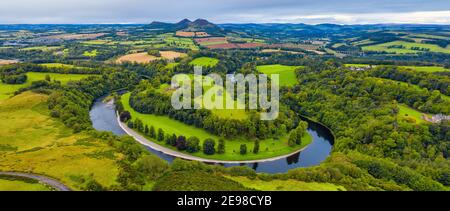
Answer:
89;96;334;173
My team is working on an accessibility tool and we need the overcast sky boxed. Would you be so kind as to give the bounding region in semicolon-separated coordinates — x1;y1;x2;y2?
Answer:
0;0;449;24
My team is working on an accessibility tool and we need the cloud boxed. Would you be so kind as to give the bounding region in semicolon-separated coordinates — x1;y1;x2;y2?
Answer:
0;0;449;24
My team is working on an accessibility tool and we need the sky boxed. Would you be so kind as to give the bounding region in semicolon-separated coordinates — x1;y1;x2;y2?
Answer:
0;0;449;24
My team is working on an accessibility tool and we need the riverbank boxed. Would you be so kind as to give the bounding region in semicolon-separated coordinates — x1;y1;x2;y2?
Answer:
117;111;314;164
0;172;71;191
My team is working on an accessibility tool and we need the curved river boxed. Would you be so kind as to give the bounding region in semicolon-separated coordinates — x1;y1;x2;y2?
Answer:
89;97;334;173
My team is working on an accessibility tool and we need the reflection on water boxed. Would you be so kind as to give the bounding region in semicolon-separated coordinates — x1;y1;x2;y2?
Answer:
89;96;334;173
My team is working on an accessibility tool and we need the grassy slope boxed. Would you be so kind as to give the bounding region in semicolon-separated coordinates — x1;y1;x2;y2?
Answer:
0;179;50;191
0;72;96;100
121;92;312;161
398;104;429;124
256;64;301;87
189;57;219;67
0;92;120;190
362;40;450;54
225;176;346;191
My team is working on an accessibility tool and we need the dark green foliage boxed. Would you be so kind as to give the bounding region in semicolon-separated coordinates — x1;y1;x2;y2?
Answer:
175;135;187;151
253;140;260;154
217;139;225;154
203;138;216;155
152;171;252;191
240;144;247;155
186;136;200;153
157;128;165;141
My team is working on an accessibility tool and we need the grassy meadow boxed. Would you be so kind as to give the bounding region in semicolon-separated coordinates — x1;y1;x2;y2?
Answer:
362;40;450;54
121;92;312;161
256;64;301;87
0;72;97;100
189;57;219;67
0;92;122;190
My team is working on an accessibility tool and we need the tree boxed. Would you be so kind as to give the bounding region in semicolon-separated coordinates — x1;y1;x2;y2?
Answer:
144;125;149;135
166;133;177;146
127;120;134;128
120;111;131;122
288;130;298;147
186;136;200;153
253;140;260;154
147;50;161;57
218;139;225;154
157;128;165;141
149;126;156;138
203;139;216;155
176;136;187;151
45;74;51;82
240;144;247;155
133;155;169;180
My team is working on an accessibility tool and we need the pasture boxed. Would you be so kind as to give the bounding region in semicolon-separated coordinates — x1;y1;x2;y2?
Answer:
121;92;312;161
0;92;121;189
256;64;301;87
0;72;96;100
189;57;219;67
362;40;450;54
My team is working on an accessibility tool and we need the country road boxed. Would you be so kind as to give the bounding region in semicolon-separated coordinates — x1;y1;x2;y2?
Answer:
0;172;71;191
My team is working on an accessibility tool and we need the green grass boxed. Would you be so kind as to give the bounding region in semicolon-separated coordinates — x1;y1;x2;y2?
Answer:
0;72;96;100
362;41;450;54
0;92;121;190
189;57;219;67
83;50;98;57
121;92;312;161
20;46;62;52
256;64;301;87
40;63;76;68
226;176;346;191
398;104;429;124
0;179;51;191
163;35;199;50
398;66;450;73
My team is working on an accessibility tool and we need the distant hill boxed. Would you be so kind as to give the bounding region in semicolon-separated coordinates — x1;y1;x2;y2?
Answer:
148;19;224;35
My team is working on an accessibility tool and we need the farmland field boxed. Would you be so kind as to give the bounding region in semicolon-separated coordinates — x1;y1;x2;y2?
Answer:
121;92;312;161
0;72;96;100
116;52;158;64
159;51;187;60
398;66;450;73
189;57;219;67
362;41;450;54
257;64;301;87
0;59;19;65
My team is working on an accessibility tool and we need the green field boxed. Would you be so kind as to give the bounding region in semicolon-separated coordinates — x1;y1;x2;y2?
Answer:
83;50;98;57
256;64;301;87
0;92;121;189
20;46;62;52
0;179;50;191
226;176;346;191
398;104;429;124
163;34;199;50
121;92;312;161
0;72;97;100
362;41;450;54
40;63;76;68
189;57;219;67
398;66;450;73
